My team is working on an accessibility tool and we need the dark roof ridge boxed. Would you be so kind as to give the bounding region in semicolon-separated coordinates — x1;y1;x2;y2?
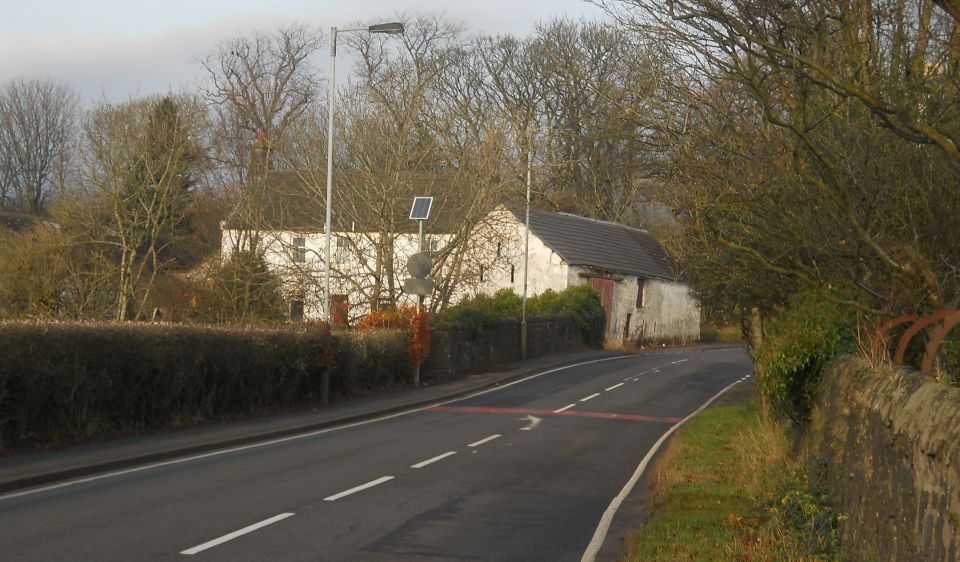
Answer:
552;210;652;235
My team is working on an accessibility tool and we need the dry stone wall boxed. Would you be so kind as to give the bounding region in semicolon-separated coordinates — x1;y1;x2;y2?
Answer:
811;358;960;561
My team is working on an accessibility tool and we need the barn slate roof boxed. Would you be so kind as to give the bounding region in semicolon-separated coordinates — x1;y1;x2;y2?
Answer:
508;207;678;281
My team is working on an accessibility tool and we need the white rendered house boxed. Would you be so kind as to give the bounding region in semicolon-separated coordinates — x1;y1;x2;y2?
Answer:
220;167;484;323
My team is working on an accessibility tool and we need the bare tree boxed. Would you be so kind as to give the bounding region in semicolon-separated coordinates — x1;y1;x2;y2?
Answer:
0;79;78;214
198;24;325;309
268;14;519;317
532;20;670;224
599;0;960;316
470;21;671;227
199;24;323;183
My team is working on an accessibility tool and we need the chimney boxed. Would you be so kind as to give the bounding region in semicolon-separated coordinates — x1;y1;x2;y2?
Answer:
249;131;270;181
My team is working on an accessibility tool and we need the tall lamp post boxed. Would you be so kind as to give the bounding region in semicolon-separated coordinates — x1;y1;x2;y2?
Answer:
521;145;532;359
324;21;404;324
521;124;574;358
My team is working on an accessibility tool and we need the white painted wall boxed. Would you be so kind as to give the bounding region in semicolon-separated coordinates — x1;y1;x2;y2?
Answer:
475;208;568;298
561;270;700;345
623;278;700;343
220;225;452;321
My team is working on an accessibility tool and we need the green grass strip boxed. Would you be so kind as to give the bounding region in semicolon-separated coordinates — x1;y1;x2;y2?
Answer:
622;401;761;561
622;393;845;562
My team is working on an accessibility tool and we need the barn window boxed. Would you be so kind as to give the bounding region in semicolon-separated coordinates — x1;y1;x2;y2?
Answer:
480;265;485;282
510;264;515;283
636;279;646;308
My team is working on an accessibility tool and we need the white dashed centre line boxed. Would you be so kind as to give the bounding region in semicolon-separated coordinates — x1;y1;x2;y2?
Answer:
180;512;295;555
468;434;501;447
580;393;600;402
324;476;394;501
605;383;624;392
411;451;457;469
554;403;577;413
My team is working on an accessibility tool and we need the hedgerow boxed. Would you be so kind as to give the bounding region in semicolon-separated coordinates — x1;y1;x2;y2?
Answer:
0;321;407;450
444;285;605;347
754;291;854;424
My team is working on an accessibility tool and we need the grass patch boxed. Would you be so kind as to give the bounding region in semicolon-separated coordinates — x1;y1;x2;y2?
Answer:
621;394;844;561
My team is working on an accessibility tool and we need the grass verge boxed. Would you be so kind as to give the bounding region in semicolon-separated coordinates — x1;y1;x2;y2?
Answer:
620;392;844;561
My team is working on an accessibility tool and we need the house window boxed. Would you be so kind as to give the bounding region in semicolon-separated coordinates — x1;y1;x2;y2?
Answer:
290;299;305;322
510;264;515;283
636;278;646;308
479;265;485;282
336;236;350;262
292;237;306;263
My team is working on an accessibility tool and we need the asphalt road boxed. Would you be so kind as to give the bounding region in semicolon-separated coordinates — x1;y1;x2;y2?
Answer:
0;346;751;561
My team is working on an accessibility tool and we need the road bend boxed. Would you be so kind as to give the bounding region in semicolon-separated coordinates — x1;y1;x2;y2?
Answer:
0;346;751;561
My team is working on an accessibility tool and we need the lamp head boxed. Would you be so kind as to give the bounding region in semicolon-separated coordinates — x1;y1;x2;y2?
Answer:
368;22;405;35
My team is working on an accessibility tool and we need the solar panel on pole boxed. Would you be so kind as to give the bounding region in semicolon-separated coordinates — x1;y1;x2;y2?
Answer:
409;197;433;220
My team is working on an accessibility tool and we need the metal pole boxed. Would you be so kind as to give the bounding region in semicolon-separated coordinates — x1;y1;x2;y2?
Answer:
522;145;531;359
417;220;425;314
414;220;424;387
324;27;337;325
418;220;425;266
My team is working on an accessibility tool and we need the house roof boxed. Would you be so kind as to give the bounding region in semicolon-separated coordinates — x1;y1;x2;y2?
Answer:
223;169;471;234
508;207;678;281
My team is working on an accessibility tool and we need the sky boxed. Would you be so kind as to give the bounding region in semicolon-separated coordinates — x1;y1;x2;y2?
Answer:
1;0;607;103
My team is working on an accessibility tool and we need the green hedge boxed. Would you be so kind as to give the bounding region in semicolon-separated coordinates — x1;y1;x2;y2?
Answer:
0;322;408;450
444;285;606;347
0;308;590;450
754;291;854;424
330;329;409;395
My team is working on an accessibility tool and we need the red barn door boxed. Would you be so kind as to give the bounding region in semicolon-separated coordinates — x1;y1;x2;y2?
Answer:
588;277;615;339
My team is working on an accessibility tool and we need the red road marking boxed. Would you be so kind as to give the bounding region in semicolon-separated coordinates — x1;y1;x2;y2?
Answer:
426;405;681;424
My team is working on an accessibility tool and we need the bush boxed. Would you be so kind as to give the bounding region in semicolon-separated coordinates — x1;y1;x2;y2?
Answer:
443;289;523;326
530;285;606;347
207;250;287;323
356;307;417;331
767;464;843;557
755;291;854;424
444;285;605;347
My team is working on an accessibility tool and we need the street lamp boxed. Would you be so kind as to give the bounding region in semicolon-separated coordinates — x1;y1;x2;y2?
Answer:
324;21;405;324
521;124;575;358
522;144;532;359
